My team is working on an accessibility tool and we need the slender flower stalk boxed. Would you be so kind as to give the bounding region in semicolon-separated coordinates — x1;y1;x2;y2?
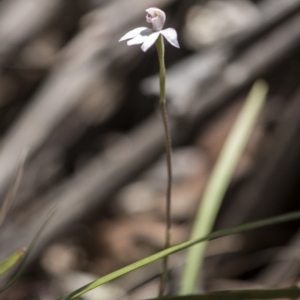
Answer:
156;34;173;296
119;7;179;296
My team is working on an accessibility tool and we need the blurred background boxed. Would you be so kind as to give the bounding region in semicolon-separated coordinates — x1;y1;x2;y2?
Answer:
0;0;300;299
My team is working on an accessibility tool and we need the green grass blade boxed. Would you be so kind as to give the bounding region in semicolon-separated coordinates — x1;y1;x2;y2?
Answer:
57;210;300;300
0;208;55;293
147;287;300;300
180;80;269;295
0;248;26;277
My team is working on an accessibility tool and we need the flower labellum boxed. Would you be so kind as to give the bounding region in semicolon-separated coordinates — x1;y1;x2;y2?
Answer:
119;7;180;52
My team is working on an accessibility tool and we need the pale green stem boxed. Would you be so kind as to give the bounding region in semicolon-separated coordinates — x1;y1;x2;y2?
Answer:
0;153;26;228
180;80;269;295
57;211;300;300
156;33;173;296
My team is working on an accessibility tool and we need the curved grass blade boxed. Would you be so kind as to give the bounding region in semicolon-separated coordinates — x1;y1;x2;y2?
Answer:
0;152;26;228
57;210;300;300
0;248;26;277
0;208;56;293
147;287;300;300
180;80;268;295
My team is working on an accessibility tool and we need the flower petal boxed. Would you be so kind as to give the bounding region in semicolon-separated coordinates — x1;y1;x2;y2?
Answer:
127;34;150;46
119;27;149;42
141;31;160;52
161;28;180;48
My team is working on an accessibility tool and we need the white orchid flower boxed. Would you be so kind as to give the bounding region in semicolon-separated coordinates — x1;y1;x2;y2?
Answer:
119;7;180;52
